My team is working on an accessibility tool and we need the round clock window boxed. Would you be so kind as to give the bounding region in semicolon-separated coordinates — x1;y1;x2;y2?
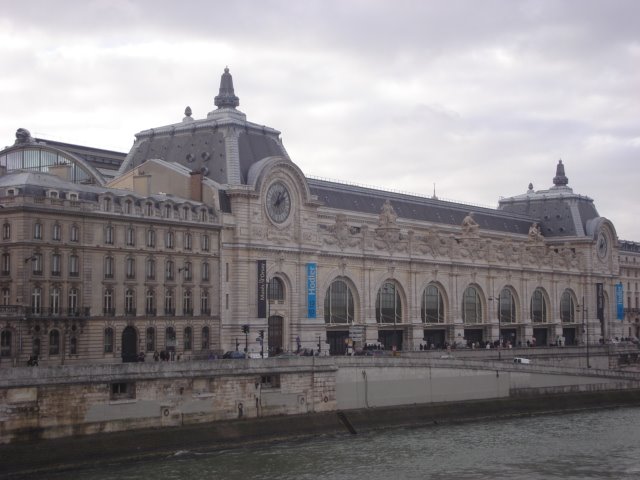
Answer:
266;182;291;224
597;232;608;258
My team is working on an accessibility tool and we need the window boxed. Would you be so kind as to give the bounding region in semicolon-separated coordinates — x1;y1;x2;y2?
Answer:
325;279;354;324
376;282;402;323
165;260;174;281
32;337;40;357
68;288;79;315
104;197;112;212
184;232;192;250
104;256;114;279
2;288;10;305
560;290;575;323
34;222;42;240
69;254;79;277
1;252;9;275
125;288;135;315
145;202;154;216
69;337;78;355
183;262;192;281
421;285;444;323
70;225;79;242
200;209;207;222
146;229;156;247
110;382;135;400
52;223;61;241
49;329;60;355
51;253;61;276
202;262;210;282
31;287;42;314
268;277;285;302
165;230;175;249
201;289;210;315
498;288;517;323
32;253;43;275
105;225;114;245
165;289;174;315
531;288;547;323
183;206;190;220
104;327;114;353
165;327;176;350
146;327;155;352
201;326;210;350
126;227;135;246
201;234;210;251
462;286;482;324
0;330;11;357
183;289;193;315
124;200;132;214
164;204;172;218
146;258;156;280
104;288;114;315
50;287;61;315
146;289;156;315
2;223;10;240
184;326;192;350
126;257;135;279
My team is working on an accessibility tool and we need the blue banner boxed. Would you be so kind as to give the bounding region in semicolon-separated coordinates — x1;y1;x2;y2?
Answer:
616;282;624;320
307;263;317;318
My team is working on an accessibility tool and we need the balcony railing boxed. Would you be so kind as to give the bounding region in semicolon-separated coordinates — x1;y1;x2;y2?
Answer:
164;308;175;316
125;308;137;317
24;307;90;318
103;308;115;317
145;308;157;316
200;308;211;316
183;308;193;317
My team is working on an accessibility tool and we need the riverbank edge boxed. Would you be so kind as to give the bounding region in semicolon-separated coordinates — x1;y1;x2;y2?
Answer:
3;388;640;477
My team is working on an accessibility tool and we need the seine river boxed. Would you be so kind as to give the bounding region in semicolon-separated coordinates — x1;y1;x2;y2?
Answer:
47;407;640;480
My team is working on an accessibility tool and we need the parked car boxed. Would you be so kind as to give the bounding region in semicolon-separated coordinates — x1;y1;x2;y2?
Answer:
222;351;246;359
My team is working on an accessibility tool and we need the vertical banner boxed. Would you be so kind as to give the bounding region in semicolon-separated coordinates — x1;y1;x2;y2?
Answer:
596;283;604;323
257;260;267;318
307;262;317;318
616;282;624;320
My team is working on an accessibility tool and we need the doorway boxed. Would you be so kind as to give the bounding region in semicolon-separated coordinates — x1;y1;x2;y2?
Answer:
121;326;138;362
378;329;403;351
326;330;349;355
268;315;283;355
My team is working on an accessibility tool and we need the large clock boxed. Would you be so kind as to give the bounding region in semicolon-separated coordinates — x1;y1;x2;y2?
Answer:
597;231;608;259
265;181;291;224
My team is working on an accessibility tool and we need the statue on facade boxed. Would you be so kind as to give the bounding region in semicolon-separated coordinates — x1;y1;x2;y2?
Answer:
528;222;544;243
14;128;35;145
461;212;479;236
378;200;398;228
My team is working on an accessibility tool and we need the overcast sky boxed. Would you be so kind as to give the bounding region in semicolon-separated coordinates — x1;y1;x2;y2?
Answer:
2;0;639;240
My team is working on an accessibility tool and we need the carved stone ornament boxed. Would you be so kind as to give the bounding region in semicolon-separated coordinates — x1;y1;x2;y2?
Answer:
461;212;480;237
378;200;398;228
528;222;544;243
324;214;360;250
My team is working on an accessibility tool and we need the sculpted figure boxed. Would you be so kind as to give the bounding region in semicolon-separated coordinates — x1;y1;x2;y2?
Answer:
14;128;35;145
378;200;397;228
528;222;544;243
461;212;479;236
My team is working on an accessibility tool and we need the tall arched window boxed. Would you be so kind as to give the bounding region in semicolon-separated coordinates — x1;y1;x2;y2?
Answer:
103;288;114;315
498;288;517;323
324;279;354;324
201;326;210;350
146;228;156;247
462;286;482;324
50;287;61;315
125;288;135;314
165;260;174;281
0;330;11;357
68;288;79;315
531;288;547;323
146;258;156;280
165;327;176;350
268;277;285;302
126;257;136;279
49;329;60;355
376;282;402;323
146;327;155;352
146;289;156;315
165;289;174;315
201;289;210;315
104;256;114;279
560;289;576;323
70;224;79;242
31;287;42;315
183;289;193;315
126;227;135;246
104;327;114;353
201;262;210;282
421;285;444;323
184;327;192;351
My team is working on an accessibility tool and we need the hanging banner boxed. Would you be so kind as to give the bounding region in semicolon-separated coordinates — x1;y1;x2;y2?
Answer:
616;282;624;320
596;283;604;323
307;263;317;318
257;260;267;318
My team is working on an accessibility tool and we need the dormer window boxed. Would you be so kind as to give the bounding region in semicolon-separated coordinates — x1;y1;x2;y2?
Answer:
49;191;58;198
69;193;78;201
200;209;207;222
145;202;154;216
104;197;112;212
124;200;132;214
164;204;172;218
6;189;15;196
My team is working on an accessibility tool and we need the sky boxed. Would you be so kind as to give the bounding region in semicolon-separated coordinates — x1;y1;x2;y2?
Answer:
1;0;639;239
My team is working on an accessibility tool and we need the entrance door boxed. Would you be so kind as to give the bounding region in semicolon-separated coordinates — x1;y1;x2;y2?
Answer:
121;326;138;362
563;327;576;346
464;328;483;344
501;328;517;347
327;330;349;355
533;327;548;346
423;329;446;349
268;316;283;355
378;330;403;351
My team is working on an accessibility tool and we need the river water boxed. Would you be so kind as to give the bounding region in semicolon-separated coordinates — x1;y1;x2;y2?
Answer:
47;407;640;480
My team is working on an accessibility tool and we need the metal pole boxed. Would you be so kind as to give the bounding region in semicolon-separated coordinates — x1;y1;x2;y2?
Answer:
497;294;501;361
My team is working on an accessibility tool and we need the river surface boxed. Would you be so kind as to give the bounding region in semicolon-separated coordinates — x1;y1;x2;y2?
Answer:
47;407;640;480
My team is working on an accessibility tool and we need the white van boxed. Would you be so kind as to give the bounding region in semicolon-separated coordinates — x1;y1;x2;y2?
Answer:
513;357;531;364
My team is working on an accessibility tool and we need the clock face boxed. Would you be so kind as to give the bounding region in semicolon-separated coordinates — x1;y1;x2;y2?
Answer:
597;232;608;259
265;181;291;224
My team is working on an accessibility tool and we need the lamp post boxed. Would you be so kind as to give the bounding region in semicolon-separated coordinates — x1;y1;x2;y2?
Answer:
581;297;591;368
242;324;250;355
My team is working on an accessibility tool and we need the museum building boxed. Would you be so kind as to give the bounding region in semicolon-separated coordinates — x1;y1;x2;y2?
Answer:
0;68;632;366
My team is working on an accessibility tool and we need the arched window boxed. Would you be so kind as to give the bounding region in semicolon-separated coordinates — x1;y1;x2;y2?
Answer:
104;225;114;245
49;329;60;355
2;288;10;305
201;262;210;282
165;230;175;249
201;234;210;251
104;327;114;353
2;222;10;240
201;289;210;315
126;227;135;246
51;253;61;276
145;202;154;216
146;258;156;280
201;326;210;350
531;288;548;323
146;229;156;247
183;289;193;315
268;277;285;302
498;288;517;323
184;326;192;350
126;257;136;279
182;262;192;281
104;256;114;279
104;288;114;315
145;327;155;352
184;232;192;250
560;289;576;323
69;336;77;355
31;287;42;315
125;288;135;314
52;223;61;241
376;282;402;323
165;327;176;350
165;289;174;315
70;224;79;242
324;279;354;324
462;286;482;324
34;222;42;240
69;254;79;277
68;288;79;315
0;330;11;357
124;200;132;214
421;285;444;323
146;289;156;315
165;260;174;281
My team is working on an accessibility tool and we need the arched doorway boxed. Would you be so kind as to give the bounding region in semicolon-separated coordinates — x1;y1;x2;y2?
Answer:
268;315;283;355
121;326;138;362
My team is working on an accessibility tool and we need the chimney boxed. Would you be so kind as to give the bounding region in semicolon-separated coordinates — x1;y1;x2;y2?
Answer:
189;171;203;202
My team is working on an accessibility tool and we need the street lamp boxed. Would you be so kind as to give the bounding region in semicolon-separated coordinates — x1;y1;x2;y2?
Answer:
580;297;591;368
241;324;250;355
